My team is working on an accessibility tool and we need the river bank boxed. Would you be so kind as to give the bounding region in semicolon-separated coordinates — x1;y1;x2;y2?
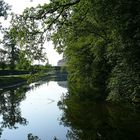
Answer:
0;75;28;89
0;73;46;89
0;72;68;90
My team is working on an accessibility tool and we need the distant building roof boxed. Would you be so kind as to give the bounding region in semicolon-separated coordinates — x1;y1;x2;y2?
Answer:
57;59;66;66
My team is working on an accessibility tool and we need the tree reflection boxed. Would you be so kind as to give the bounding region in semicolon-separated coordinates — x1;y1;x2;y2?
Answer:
58;85;140;140
27;133;41;140
0;86;29;137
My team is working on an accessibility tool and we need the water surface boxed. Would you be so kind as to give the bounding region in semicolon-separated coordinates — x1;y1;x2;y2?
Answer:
0;79;140;140
0;81;68;140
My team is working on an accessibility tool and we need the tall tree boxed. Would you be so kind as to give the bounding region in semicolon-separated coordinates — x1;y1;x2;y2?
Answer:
14;0;140;102
0;48;7;69
2;27;20;70
0;0;10;69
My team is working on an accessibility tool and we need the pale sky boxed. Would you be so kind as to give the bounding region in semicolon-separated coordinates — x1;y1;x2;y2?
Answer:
3;0;63;66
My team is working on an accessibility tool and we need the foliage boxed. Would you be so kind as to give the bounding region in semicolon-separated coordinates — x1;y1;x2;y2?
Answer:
16;51;31;70
1;10;47;70
2;28;20;70
52;0;140;102
0;0;10;69
4;0;140;102
9;13;47;63
0;48;7;69
0;0;10;19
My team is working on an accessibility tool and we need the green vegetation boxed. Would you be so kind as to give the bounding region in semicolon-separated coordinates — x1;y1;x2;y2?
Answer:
0;0;140;103
0;68;52;89
0;76;27;88
0;0;48;71
0;61;52;89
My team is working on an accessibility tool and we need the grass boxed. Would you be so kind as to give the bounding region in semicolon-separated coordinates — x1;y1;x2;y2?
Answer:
0;72;50;89
0;75;28;89
0;69;64;89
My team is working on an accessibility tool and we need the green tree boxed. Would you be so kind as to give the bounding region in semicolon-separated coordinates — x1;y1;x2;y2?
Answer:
9;13;47;63
16;51;31;70
2;28;20;70
14;0;140;102
0;0;10;70
0;48;7;69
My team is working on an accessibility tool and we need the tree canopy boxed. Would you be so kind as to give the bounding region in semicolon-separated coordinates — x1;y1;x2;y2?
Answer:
1;0;140;102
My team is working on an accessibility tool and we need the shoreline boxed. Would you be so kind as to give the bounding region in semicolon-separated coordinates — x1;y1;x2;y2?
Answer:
0;76;27;90
0;73;68;90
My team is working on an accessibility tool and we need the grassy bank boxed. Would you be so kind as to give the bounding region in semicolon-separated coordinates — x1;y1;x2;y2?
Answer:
0;68;67;89
0;75;28;89
0;72;53;89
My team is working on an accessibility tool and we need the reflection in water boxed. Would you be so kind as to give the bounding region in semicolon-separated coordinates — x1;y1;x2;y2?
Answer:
0;80;68;140
29;75;67;91
1;78;140;140
58;86;140;140
0;86;29;137
27;133;41;140
57;81;67;89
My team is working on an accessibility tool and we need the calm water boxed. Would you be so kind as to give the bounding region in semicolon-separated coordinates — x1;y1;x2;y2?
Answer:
0;79;140;140
0;81;68;140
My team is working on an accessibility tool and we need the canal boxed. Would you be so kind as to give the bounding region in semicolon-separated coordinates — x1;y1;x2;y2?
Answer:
0;80;68;140
0;78;140;140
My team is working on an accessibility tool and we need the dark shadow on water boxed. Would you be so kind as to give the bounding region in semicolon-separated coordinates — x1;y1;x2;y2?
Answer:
57;81;67;89
27;133;41;140
0;85;29;137
58;85;140;140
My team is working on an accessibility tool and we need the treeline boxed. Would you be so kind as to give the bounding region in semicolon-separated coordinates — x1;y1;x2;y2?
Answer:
1;0;140;102
0;32;49;71
49;0;140;103
0;0;48;71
